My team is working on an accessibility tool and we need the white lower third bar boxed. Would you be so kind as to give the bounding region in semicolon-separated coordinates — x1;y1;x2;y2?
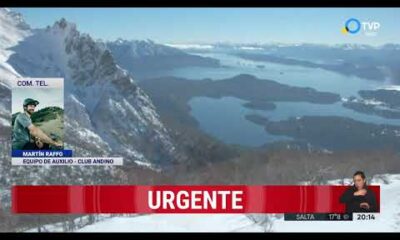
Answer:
11;157;123;166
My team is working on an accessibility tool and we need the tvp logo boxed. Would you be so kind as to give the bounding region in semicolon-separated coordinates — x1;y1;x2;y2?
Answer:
341;18;380;36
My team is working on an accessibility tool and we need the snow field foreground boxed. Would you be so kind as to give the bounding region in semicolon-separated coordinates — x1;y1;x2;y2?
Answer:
76;174;400;232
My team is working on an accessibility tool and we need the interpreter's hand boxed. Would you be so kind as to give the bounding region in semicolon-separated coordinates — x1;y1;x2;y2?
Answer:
360;202;370;209
354;189;367;196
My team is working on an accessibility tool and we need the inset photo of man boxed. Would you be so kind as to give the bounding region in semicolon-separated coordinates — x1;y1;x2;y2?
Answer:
11;79;64;151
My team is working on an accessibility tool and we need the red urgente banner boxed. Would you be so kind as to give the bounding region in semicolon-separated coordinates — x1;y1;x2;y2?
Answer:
11;185;380;214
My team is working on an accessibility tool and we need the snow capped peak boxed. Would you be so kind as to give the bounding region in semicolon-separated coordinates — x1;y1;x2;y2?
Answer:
380;85;400;91
113;38;155;45
0;8;30;31
2;15;178;167
145;38;155;44
0;8;32;86
0;8;31;45
51;18;76;32
107;38;184;58
164;43;214;50
0;8;9;13
45;18;79;41
114;38;126;45
334;43;374;50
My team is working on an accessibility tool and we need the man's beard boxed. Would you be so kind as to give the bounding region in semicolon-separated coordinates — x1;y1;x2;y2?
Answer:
26;109;34;116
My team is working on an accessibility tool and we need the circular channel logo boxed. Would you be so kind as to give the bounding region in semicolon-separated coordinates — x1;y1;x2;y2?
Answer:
342;18;361;34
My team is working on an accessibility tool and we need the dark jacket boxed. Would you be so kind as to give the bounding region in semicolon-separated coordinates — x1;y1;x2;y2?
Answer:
339;186;378;213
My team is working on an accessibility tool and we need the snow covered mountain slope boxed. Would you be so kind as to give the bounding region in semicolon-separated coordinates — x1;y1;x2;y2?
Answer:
0;8;30;86
0;8;30;129
1;10;179;167
73;174;400;232
0;81;11;127
0;9;28;198
0;8;183;212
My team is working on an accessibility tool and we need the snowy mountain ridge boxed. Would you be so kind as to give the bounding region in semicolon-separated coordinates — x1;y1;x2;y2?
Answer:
0;8;185;211
165;42;400;52
0;8;31;86
108;38;186;58
3;14;178;167
0;8;184;216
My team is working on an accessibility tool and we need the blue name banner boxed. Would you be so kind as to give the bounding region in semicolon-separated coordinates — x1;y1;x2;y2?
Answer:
12;150;73;158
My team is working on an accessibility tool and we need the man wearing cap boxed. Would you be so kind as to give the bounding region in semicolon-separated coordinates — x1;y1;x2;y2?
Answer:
12;98;63;150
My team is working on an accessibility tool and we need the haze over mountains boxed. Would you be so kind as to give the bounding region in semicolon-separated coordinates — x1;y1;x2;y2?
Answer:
1;8;400;232
169;42;400;84
106;39;220;78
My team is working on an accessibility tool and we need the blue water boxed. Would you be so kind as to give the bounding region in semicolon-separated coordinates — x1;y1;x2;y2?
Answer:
189;97;292;146
150;53;382;97
189;97;400;147
262;101;400;126
148;52;400;147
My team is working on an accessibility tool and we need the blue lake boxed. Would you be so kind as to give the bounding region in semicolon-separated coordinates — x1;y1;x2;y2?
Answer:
147;52;400;147
189;96;400;147
150;52;383;97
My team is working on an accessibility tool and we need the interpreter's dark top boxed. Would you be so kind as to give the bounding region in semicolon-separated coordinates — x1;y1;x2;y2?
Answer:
339;186;378;213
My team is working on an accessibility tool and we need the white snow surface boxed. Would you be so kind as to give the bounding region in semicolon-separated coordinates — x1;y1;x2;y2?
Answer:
74;174;400;232
77;214;264;232
164;43;214;50
381;85;400;91
0;8;31;86
272;174;400;232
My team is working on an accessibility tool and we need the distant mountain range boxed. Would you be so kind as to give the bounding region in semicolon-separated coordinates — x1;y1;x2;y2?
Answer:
106;39;220;79
171;42;400;84
170;42;400;51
